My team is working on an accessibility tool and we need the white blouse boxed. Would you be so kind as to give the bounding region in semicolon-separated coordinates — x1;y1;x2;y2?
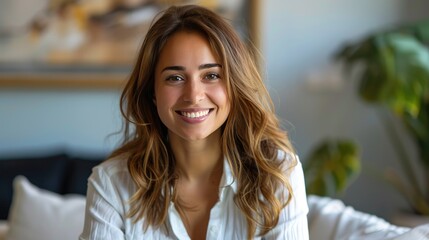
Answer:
79;153;309;240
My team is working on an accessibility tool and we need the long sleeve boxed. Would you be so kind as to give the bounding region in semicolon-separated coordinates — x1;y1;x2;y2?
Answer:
264;158;310;240
79;165;126;240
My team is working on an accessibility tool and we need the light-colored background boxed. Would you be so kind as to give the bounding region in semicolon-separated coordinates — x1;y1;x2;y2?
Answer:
1;0;428;221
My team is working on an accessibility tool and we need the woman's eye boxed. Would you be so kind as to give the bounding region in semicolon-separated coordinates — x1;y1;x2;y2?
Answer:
166;75;184;82
204;73;220;81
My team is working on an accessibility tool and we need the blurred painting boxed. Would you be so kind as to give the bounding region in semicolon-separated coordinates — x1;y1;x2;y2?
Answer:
0;0;255;84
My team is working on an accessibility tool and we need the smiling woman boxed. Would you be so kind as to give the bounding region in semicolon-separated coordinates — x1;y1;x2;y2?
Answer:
79;4;309;240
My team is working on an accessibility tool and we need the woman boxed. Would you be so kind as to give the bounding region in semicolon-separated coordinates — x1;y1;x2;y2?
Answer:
80;5;308;240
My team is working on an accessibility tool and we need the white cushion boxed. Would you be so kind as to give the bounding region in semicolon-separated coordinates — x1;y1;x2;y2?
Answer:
394;223;429;240
307;195;411;240
6;176;86;240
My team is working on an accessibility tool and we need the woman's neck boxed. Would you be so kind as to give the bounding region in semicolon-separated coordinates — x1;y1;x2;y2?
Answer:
169;130;223;183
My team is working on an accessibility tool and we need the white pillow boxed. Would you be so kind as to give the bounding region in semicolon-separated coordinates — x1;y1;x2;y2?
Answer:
6;176;86;240
394;224;429;240
307;195;411;240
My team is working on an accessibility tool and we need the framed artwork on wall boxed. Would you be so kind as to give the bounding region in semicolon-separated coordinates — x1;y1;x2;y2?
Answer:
0;0;260;89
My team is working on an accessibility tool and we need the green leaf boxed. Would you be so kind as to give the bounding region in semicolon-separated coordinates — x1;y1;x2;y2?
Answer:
304;139;361;197
335;18;429;215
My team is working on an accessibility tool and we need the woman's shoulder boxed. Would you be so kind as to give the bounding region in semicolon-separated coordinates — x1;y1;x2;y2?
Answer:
276;149;301;166
84;154;136;224
93;153;129;175
90;153;132;187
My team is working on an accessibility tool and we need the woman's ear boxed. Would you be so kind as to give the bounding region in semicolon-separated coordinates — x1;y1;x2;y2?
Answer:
153;95;157;105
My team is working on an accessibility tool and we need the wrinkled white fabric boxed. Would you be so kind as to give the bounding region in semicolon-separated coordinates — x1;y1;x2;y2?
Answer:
79;152;309;240
307;195;419;240
394;224;429;240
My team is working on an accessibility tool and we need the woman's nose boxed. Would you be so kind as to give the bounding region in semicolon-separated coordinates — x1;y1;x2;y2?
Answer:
182;80;205;104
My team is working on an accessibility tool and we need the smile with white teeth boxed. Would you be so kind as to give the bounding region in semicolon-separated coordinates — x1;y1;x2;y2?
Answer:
180;110;210;118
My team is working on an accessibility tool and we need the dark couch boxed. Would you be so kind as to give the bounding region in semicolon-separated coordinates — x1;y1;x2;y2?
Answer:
0;153;104;220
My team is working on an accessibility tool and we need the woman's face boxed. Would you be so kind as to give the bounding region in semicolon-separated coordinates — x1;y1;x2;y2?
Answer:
154;31;230;142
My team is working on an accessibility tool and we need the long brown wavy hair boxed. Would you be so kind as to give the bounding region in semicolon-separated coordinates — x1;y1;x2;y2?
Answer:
109;4;297;238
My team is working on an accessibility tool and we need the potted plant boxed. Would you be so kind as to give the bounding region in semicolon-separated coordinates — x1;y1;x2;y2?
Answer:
334;19;429;221
304;139;361;197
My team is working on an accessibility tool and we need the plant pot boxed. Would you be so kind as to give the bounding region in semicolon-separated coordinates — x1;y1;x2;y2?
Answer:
391;211;429;228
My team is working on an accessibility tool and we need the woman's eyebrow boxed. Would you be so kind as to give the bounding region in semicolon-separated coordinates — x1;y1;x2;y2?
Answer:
161;66;185;72
198;63;222;70
161;63;222;73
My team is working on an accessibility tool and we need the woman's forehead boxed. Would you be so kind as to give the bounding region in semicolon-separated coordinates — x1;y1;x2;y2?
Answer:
156;31;221;70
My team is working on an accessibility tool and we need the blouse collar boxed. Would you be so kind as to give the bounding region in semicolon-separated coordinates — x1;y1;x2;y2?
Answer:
219;157;238;200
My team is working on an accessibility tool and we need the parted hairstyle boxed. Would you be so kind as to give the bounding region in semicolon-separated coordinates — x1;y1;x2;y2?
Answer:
110;4;297;238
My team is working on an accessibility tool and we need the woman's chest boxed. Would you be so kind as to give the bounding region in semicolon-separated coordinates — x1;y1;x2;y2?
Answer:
127;187;256;240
